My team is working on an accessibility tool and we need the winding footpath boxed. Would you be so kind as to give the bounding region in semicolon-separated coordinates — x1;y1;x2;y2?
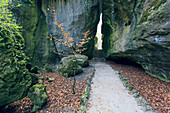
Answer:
88;61;145;113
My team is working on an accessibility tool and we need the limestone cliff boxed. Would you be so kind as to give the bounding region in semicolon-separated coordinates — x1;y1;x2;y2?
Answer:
41;0;100;59
14;0;100;69
13;0;170;82
103;0;170;82
13;0;59;69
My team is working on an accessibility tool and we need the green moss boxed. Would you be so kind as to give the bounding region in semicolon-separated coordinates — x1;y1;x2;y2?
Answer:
40;65;52;73
102;18;114;58
80;87;90;105
0;22;38;106
83;38;95;59
94;36;98;46
150;0;167;10
139;0;167;24
14;0;59;69
28;84;47;112
59;59;83;77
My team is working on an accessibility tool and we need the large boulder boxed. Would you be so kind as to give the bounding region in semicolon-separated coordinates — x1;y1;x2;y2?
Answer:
0;22;38;106
28;84;48;112
60;54;89;67
103;0;170;82
59;59;83;77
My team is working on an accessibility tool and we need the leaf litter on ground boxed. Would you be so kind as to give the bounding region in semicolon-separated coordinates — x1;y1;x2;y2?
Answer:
107;60;170;113
1;65;94;113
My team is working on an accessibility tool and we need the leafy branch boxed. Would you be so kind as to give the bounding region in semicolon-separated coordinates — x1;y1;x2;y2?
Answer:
0;0;21;23
47;7;93;94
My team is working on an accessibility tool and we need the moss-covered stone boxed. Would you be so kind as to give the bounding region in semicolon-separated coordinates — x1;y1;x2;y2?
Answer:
60;54;89;67
139;0;167;24
0;22;38;106
59;59;83;77
28;84;47;112
40;65;53;73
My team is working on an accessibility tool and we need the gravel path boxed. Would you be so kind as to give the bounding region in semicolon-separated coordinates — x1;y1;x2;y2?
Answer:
88;61;145;113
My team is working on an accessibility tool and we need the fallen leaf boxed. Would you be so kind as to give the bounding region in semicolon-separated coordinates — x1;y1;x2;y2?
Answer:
128;92;132;95
99;103;103;105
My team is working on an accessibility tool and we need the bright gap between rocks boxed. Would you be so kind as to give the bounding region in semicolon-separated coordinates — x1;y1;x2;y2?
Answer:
96;13;103;50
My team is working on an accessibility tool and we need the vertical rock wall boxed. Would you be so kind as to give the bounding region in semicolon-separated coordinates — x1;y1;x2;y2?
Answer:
13;0;59;69
41;0;100;59
12;0;170;82
103;0;170;82
14;0;100;67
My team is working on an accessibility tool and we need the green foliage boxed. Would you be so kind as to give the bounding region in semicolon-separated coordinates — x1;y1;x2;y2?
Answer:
0;22;25;63
0;21;38;106
0;0;21;23
29;0;33;3
139;0;167;24
0;2;38;106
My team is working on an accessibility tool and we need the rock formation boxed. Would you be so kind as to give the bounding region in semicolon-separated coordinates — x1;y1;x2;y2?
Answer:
103;0;170;82
13;0;59;69
41;0;100;59
13;0;170;82
0;22;38;106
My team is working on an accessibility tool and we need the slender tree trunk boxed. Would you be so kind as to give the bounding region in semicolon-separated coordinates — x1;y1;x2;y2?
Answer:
72;74;76;94
72;55;77;94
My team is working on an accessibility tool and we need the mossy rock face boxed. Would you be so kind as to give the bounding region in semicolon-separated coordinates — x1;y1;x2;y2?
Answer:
28;84;47;112
59;59;83;77
0;22;38;106
139;0;167;24
60;54;89;67
12;0;59;70
75;54;89;67
103;0;170;82
39;65;53;73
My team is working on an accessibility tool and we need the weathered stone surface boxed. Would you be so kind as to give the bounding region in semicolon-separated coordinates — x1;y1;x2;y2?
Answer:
13;0;59;69
41;0;100;59
59;59;83;77
12;0;169;82
28;84;47;112
0;22;38;106
60;54;89;67
13;0;100;69
103;0;170;82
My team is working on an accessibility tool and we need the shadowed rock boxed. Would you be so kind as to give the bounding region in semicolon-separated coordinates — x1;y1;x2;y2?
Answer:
103;0;170;82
